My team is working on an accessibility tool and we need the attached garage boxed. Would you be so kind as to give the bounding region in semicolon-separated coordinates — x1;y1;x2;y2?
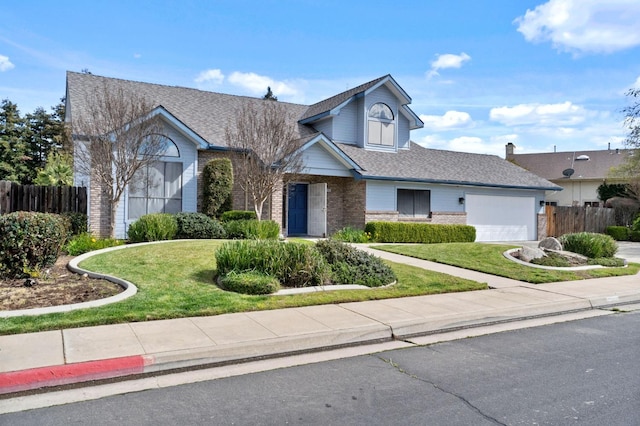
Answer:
466;194;536;242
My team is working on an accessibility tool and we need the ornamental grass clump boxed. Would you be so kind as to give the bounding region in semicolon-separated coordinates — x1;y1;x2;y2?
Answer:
331;226;370;243
215;240;330;288
128;213;177;242
559;232;617;259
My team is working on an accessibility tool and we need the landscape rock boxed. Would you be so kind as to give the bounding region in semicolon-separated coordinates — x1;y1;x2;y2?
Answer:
538;237;562;251
520;246;546;262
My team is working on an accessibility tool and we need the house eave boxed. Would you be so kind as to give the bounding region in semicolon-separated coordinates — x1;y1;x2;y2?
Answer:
352;173;561;191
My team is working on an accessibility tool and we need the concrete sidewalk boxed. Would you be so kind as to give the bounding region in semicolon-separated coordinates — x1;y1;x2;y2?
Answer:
1;247;640;396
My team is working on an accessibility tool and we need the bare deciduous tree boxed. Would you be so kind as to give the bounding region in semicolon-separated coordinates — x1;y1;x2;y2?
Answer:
225;101;303;220
73;82;166;237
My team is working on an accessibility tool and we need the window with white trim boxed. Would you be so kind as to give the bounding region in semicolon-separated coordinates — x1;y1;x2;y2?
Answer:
397;189;430;217
367;102;395;147
128;136;182;220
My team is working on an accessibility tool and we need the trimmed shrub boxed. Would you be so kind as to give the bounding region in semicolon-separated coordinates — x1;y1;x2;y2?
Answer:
605;226;630;241
331;226;370;243
315;239;396;287
174;212;226;239
630;230;640;242
0;211;67;278
558;232;617;259
215;240;331;287
202;158;233;218
221;210;257;222
64;233;124;256
222;219;279;240
218;271;280;295
364;221;476;243
127;213;178;242
60;212;88;237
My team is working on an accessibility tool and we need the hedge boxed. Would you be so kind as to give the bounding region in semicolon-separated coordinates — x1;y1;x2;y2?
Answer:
364;221;476;243
605;226;630;241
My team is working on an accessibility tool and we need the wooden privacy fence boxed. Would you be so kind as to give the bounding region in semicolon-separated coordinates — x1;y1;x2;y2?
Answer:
0;181;87;215
545;205;615;237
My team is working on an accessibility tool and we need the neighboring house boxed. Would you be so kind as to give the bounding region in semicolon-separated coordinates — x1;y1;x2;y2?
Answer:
506;143;631;207
66;72;559;242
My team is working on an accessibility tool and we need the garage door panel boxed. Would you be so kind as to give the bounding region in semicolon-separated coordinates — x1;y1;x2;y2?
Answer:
466;194;535;242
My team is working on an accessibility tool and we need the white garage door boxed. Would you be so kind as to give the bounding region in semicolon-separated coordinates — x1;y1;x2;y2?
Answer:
466;194;536;242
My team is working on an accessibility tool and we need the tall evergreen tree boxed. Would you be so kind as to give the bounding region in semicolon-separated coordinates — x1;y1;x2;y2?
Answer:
0;99;30;182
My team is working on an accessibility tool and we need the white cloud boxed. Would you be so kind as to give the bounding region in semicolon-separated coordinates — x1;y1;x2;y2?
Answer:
228;71;298;97
0;55;15;71
416;133;516;157
489;101;588;126
515;0;640;54
133;53;142;59
195;69;225;85
419;110;473;129
427;52;471;78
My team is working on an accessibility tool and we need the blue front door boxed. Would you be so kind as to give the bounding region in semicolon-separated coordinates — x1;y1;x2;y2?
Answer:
288;184;307;235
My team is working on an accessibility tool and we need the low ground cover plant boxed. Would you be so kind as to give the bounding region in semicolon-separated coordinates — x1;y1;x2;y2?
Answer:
64;233;124;256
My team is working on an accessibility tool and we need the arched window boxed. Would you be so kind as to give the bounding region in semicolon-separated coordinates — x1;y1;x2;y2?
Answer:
128;135;182;219
367;103;395;147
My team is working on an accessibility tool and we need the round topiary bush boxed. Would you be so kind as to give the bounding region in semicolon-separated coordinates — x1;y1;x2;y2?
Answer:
0;211;67;278
218;270;280;295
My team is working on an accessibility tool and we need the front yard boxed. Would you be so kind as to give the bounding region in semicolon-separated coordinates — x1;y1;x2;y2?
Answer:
1;240;636;336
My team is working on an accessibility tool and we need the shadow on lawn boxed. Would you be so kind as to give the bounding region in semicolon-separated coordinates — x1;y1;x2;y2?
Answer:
190;269;217;285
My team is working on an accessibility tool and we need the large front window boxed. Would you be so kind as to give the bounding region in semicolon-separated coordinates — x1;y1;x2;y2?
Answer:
397;189;430;217
367;102;395;147
128;161;183;219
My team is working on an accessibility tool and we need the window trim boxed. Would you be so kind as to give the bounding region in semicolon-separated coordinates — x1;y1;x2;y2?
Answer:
367;102;395;147
397;188;431;218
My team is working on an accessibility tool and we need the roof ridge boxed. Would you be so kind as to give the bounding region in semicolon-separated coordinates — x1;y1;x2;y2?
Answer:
66;71;309;108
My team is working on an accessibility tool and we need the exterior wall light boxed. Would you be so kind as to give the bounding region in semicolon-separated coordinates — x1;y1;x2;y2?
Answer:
459;197;465;205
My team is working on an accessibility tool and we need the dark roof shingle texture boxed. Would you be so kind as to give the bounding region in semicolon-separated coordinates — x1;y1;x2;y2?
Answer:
510;149;631;180
337;142;560;189
66;72;314;147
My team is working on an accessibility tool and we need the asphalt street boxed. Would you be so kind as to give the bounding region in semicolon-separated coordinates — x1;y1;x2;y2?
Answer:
3;310;638;425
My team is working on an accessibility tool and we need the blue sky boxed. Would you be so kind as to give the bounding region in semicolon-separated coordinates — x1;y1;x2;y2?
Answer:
2;0;639;157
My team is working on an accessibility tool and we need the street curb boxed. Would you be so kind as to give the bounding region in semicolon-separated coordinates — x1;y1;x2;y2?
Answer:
0;355;154;395
0;300;622;397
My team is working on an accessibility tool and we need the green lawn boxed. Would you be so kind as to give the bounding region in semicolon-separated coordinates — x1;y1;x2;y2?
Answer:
0;240;485;335
373;243;640;283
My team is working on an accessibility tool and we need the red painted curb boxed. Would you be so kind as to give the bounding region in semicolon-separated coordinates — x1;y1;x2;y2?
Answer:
0;355;153;394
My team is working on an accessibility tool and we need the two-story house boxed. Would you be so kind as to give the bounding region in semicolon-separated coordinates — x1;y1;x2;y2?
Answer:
67;72;558;241
506;143;631;207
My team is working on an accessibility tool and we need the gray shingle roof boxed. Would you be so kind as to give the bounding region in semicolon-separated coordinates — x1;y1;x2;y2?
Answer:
66;72;557;190
336;142;560;190
509;149;631;181
300;75;389;121
66;71;315;147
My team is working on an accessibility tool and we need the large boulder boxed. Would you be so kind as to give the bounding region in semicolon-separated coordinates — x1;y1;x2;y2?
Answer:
519;246;546;262
538;237;562;251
